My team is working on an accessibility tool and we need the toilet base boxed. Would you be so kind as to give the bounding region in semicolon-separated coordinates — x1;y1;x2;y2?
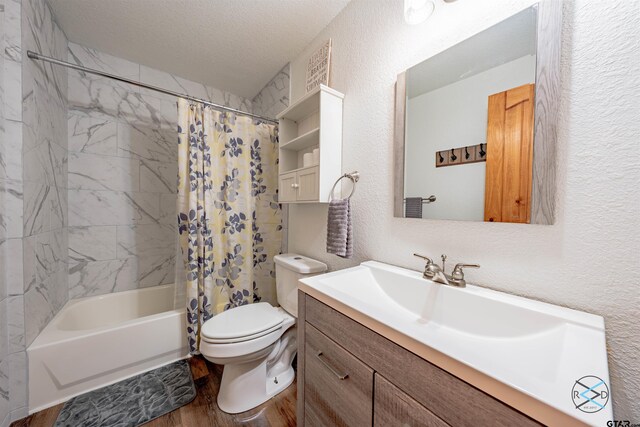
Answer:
216;328;297;414
216;361;295;414
267;366;296;405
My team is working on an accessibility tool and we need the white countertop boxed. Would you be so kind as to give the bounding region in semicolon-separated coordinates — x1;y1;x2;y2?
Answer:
299;261;612;427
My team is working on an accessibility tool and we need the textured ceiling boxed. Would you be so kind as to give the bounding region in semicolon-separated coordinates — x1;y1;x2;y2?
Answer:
48;0;350;98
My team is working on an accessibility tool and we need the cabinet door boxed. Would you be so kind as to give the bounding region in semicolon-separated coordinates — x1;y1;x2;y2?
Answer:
297;166;319;201
374;374;448;427
304;323;373;427
279;171;298;202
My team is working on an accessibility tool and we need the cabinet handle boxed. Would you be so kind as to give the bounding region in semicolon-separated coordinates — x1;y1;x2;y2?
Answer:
315;351;349;380
291;183;299;188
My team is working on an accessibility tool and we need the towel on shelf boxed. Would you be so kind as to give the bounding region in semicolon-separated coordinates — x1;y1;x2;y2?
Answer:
326;199;353;259
405;197;423;218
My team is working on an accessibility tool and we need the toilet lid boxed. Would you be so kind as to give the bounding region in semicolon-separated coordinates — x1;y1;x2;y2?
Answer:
201;302;284;341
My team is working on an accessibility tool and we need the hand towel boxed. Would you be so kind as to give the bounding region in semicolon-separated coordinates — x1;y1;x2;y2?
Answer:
326;199;353;258
405;197;423;218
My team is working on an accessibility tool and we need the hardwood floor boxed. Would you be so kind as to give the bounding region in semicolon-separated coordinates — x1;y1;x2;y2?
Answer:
11;356;297;427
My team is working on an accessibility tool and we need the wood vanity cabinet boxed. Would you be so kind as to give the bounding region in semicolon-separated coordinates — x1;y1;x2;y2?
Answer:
304;323;373;426
374;374;448;427
297;292;542;427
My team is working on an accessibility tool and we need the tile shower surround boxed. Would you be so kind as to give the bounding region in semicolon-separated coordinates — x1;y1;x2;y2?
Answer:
1;0;68;424
67;45;292;298
66;120;179;298
66;42;256;299
0;9;8;427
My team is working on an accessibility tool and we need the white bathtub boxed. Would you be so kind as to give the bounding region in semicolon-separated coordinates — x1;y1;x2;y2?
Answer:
28;284;189;412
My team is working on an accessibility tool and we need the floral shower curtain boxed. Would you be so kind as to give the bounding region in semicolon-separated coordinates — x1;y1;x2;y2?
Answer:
177;99;281;353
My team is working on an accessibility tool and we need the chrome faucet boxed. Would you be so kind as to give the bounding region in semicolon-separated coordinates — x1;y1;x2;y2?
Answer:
413;253;479;288
413;254;449;284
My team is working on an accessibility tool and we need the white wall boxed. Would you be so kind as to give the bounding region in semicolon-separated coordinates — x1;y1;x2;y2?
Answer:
405;55;535;221
288;0;639;419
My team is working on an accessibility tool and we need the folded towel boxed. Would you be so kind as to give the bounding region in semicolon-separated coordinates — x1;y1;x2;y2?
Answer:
405;197;423;218
326;199;353;259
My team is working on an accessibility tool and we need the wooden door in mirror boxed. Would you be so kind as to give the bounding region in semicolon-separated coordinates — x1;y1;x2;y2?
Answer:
484;84;535;223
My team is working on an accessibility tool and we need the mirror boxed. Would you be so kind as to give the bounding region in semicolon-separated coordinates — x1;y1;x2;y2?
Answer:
394;2;561;224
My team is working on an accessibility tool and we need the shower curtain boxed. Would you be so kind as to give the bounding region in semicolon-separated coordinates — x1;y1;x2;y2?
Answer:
176;99;281;353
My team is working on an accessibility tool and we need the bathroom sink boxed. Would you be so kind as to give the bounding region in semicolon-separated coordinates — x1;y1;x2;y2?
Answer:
319;262;567;339
299;261;612;426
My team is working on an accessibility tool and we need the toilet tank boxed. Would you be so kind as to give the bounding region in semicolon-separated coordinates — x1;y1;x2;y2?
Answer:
274;254;327;318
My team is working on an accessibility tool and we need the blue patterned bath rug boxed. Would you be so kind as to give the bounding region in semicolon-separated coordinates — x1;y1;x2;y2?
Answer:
54;359;196;427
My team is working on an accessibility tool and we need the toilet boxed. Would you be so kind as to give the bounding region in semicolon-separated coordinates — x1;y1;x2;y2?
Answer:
200;253;327;414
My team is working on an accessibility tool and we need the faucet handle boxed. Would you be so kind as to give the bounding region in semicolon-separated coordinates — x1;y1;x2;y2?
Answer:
450;263;480;287
452;263;480;277
413;253;433;263
453;263;480;270
413;254;438;280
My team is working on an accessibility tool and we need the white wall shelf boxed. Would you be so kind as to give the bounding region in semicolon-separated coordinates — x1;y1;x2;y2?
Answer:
280;127;320;151
278;85;344;203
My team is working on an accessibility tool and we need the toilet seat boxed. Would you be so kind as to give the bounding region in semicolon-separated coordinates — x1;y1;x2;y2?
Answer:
200;308;295;360
201;302;284;342
201;322;284;344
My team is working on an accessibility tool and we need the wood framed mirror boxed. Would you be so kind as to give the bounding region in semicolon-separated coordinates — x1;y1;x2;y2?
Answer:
394;1;562;224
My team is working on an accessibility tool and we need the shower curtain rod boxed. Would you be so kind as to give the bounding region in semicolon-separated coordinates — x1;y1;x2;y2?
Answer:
27;50;279;124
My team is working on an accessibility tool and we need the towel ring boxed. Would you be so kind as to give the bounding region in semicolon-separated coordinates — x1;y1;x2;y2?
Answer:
329;171;360;201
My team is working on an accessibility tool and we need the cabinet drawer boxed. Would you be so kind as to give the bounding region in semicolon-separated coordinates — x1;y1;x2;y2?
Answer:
374;374;448;427
304;323;373;427
305;295;540;427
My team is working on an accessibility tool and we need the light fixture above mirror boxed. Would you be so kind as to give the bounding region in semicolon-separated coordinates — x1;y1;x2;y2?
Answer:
404;0;435;25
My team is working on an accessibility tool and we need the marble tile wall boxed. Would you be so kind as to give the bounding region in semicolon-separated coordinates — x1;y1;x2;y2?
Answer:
66;42;255;299
0;0;22;240
1;0;9;424
251;63;290;121
0;0;23;425
251;64;290;253
22;0;69;349
0;0;67;423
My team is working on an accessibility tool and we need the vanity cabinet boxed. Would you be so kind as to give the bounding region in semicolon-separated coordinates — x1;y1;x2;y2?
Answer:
304;323;373;426
297;292;542;427
277;85;343;203
374;374;448;427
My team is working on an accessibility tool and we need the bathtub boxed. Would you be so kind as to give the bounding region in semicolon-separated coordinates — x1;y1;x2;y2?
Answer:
28;284;189;412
